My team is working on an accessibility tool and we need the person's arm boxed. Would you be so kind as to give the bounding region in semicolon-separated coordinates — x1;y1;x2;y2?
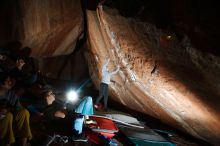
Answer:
16;59;25;71
13;93;23;110
9;59;25;80
43;101;67;120
0;104;8;115
0;108;7;120
102;59;110;73
12;97;23;111
7;91;23;110
110;66;120;76
54;110;66;118
27;105;44;117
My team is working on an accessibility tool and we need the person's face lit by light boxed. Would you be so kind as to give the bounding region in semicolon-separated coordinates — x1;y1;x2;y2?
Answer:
3;77;15;90
45;90;55;105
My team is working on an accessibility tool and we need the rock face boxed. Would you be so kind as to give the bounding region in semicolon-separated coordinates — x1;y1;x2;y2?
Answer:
86;5;220;145
1;1;220;145
38;48;89;81
0;0;83;57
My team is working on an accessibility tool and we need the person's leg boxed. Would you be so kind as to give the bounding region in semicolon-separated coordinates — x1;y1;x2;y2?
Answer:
72;115;84;135
95;83;104;105
71;115;88;142
0;112;15;145
75;96;94;115
15;109;32;145
103;84;109;109
73;96;94;135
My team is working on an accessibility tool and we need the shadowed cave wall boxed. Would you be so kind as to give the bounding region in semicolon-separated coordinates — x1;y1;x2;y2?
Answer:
0;0;220;145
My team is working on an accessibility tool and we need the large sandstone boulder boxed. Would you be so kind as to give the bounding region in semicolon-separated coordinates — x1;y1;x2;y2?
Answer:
86;5;220;145
0;0;83;57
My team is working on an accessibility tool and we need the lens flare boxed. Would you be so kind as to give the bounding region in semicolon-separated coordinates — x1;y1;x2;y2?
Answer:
66;90;78;102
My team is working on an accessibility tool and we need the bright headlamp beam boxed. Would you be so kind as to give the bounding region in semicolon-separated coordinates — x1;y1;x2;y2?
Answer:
66;90;78;102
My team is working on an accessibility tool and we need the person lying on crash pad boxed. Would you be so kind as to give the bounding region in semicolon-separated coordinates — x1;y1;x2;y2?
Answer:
40;86;94;142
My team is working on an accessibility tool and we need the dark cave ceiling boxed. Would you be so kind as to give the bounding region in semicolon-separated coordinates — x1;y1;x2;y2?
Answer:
1;0;219;56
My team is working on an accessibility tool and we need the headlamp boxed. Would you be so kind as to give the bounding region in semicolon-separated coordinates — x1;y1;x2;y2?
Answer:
66;90;78;102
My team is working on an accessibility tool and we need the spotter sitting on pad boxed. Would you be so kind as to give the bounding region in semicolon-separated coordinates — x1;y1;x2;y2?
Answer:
39;86;94;144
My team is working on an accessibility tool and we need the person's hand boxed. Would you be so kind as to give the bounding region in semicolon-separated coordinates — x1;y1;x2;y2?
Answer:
36;112;44;117
0;108;7;116
0;54;6;60
16;59;25;70
54;111;66;118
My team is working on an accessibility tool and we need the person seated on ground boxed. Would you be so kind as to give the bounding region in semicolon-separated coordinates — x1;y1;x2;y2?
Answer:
0;72;32;146
9;58;38;90
17;72;48;118
40;86;94;142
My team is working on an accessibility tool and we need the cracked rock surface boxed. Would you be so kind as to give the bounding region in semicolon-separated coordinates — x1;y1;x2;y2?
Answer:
0;0;83;57
86;5;220;145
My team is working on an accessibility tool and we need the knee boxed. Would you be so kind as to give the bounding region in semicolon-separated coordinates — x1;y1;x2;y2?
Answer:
5;112;13;121
85;96;93;103
18;109;30;117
